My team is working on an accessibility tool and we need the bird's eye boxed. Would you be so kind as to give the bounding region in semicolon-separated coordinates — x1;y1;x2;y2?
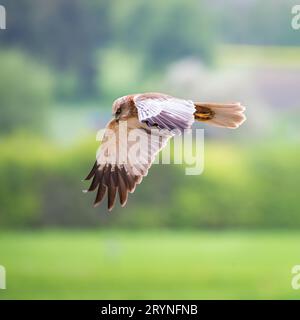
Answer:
116;109;121;115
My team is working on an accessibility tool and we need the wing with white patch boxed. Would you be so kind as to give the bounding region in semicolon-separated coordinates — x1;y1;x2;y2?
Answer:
134;93;195;132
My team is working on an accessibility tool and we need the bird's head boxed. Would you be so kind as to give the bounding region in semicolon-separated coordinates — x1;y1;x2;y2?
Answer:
112;96;132;121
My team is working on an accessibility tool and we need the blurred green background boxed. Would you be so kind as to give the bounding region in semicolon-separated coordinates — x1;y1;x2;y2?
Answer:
0;0;300;299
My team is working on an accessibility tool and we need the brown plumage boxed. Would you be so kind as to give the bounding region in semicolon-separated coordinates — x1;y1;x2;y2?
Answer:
84;92;246;211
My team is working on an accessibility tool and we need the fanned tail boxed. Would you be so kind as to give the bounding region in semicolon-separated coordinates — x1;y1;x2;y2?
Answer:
194;102;246;129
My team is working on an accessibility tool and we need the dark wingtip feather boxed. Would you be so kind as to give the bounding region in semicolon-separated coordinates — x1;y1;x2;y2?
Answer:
135;175;143;185
93;185;106;207
107;187;117;211
120;166;136;193
86;166;105;192
87;174;99;192
107;173;117;211
117;169;128;207
103;164;112;186
84;161;99;180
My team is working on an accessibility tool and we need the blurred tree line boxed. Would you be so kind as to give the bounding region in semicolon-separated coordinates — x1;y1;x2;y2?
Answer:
0;0;297;132
217;0;300;47
0;134;299;229
0;51;53;134
1;0;296;103
0;0;215;100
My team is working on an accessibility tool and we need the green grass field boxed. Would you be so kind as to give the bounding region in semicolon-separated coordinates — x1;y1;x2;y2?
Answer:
0;230;299;300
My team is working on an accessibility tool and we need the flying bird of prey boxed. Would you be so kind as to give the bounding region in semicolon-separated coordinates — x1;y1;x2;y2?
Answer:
84;92;246;211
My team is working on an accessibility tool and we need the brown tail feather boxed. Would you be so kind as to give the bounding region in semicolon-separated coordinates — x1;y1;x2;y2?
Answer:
194;102;246;129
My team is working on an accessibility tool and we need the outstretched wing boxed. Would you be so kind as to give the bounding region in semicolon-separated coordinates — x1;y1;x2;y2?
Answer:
84;117;172;211
134;92;195;132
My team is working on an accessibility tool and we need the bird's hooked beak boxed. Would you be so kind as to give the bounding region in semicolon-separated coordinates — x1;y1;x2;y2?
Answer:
114;108;121;122
114;113;120;122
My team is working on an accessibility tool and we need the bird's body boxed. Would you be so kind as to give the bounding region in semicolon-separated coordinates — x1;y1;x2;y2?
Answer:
85;92;246;211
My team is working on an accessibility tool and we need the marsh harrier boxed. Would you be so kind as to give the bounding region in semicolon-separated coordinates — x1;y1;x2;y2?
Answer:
84;92;246;210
